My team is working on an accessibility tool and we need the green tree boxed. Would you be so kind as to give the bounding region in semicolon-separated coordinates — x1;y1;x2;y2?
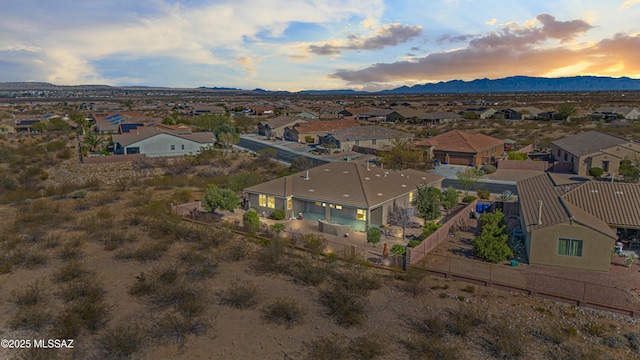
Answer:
70;113;89;135
619;159;640;183
380;138;422;170
216;131;240;151
367;227;381;247
557;103;577;120
30;122;47;133
472;210;513;263
232;115;257;134
257;148;277;159
413;185;442;221
192;113;229;132
47;118;71;132
83;132;106;153
243;209;260;234
588;167;604;178
201;185;239;213
441;186;459;214
507;151;528;160
456;167;484;196
228;172;263;193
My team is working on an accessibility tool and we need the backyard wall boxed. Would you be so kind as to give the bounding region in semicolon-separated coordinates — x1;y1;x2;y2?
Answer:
82;154;147;164
497;159;549;171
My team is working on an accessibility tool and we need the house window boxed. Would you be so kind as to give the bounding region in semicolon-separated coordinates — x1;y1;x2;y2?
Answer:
563;153;568;161
171;145;175;150
557;149;561;157
315;201;322;207
126;147;140;154
558;238;583;257
335;205;343;210
372;139;376;145
267;196;275;209
602;161;610;172
409;192;414;203
287;198;292;210
357;209;367;221
259;194;267;207
181;144;185;150
355;140;360;146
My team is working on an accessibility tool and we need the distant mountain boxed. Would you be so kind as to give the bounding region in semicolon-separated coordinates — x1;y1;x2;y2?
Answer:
199;86;242;91
381;76;640;94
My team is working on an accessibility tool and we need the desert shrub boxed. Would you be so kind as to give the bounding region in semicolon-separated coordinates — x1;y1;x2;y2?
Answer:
301;335;346;360
462;195;477;203
217;280;261;309
320;285;367;327
390;244;406;256
461;284;476;293
116;240;171;262
101;231;135;251
292;258;330;286
52;261;89;282
403;336;461;360
251;238;291;275
446;306;485;336
243;209;260;234
300;233;328;255
11;279;47;306
55;298;110;336
128;272;157;297
588;167;604;178
58;237;84;260
99;321;148;359
224;239;248;262
410;313;448;338
486;323;526;359
270;208;286;220
58;278;105;304
602;333;628;349
9;306;52;331
152;313;208;349
586;322;609;337
150;281;206;317
334;268;381;296
476;189;490;200
624;332;640;351
507;151;528;160
400;266;428;296
261;297;305;328
349;333;387;360
481;165;497;174
419;222;443;240
179;250;218;280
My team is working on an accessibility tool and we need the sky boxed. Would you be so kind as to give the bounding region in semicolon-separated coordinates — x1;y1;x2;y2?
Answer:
2;0;640;91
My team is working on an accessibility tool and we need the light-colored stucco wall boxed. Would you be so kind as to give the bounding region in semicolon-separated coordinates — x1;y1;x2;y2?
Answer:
529;222;614;272
125;133;213;157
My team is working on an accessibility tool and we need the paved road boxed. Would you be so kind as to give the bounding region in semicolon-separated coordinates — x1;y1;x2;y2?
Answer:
238;137;328;166
442;179;518;195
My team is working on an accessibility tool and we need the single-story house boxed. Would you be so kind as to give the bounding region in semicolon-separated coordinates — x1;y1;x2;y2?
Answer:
244;162;444;231
551;131;640;176
318;126;414;151
590;107;640;121
413;130;504;166
356;109;405;123
461;107;496;119
258;116;305;139
284;119;358;144
112;127;214;157
517;173;640;271
14;120;41;132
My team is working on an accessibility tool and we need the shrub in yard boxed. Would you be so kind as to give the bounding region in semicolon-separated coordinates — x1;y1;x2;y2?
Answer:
334;268;381;296
243;209;260;234
602;333;628;349
390;244;406;256
320;285;367;327
486;323;526;359
261;297;305;328
251;238;291;275
588;167;604;178
292;258;330;286
366;227;381;246
624;332;640;351
462;195;477;203
270;208;286;220
476;189;490;200
152;313;208;349
52;261;89;282
11;279;47;306
408;240;421;248
480;165;497;174
9;306;51;331
218;280;261;309
446;305;485;336
349;332;387;360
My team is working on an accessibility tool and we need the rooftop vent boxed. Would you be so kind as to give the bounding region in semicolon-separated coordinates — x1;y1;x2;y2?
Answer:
342;194;350;197
364;177;370;180
308;189;315;192
375;174;381;177
377;193;383;196
401;184;407;187
590;189;598;193
304;171;310;180
324;169;330;171
342;171;349;174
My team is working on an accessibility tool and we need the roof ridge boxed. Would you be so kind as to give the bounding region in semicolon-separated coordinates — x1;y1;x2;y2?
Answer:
354;163;369;207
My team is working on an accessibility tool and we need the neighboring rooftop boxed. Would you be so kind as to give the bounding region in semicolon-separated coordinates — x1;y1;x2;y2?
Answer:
414;130;504;152
551;131;630;157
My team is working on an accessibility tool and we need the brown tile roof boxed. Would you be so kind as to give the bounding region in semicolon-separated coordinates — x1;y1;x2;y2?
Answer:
259;116;302;129
245;162;443;208
326;126;413;141
517;173;619;238
551;131;629;157
413;130;503;153
291;119;358;134
561;181;640;228
112;127;214;147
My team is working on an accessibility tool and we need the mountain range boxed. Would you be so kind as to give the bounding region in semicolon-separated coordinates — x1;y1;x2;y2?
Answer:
2;76;640;94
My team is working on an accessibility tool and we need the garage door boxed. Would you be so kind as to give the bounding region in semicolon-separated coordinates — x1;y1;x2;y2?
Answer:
448;154;473;166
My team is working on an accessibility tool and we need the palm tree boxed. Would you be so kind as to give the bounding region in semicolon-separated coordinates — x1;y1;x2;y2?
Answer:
83;132;106;153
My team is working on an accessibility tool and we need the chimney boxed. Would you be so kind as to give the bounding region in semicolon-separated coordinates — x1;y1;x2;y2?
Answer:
305;170;309;180
537;200;543;225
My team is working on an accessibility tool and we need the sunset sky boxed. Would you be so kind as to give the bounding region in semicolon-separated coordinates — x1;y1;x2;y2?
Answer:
2;0;640;91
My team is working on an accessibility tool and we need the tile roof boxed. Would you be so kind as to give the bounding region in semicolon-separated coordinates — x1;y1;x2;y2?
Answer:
551;131;629;157
413;130;503;153
326;126;413;141
517;173;621;238
291;119;358;134
245;162;443;208
260;116;303;129
561;181;640;228
112;127;214;147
